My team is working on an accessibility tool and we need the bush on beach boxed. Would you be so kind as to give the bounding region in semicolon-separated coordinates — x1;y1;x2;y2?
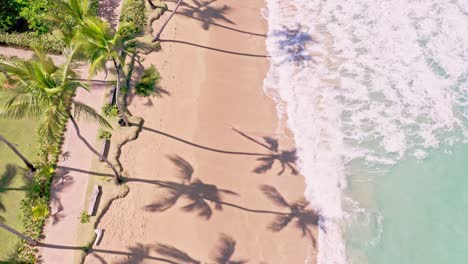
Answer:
135;65;161;97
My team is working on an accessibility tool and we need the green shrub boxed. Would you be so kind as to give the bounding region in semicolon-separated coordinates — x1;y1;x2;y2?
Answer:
89;0;99;16
99;130;112;140
102;104;119;117
119;0;146;40
0;31;64;54
16;0;51;33
0;0;22;31
80;211;90;224
135;65;160;96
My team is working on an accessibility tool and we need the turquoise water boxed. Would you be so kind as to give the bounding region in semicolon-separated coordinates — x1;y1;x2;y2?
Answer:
264;0;468;262
347;143;468;263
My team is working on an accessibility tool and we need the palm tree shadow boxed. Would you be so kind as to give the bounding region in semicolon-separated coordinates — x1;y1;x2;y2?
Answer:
155;233;247;264
260;185;320;247
178;0;235;30
37;242;177;264
143;155;239;219
270;24;319;65
112;243;158;264
0;164;29;212
230;128;299;176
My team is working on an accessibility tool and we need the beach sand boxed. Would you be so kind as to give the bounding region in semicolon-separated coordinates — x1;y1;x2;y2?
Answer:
84;0;317;263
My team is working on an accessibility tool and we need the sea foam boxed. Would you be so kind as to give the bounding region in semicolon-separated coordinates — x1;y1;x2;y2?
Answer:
263;0;468;263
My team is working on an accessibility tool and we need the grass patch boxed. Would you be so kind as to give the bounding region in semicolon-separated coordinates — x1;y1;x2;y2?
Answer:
0;97;39;261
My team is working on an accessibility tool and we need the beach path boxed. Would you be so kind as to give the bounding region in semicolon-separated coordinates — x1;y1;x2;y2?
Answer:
35;0;123;263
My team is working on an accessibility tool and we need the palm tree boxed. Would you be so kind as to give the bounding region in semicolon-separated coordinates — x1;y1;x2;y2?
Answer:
0;134;36;172
0;48;122;184
48;0;93;43
77;17;130;126
152;0;184;42
0;222;37;246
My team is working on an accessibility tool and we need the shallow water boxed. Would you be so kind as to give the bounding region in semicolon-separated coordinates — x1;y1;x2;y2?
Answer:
263;0;468;263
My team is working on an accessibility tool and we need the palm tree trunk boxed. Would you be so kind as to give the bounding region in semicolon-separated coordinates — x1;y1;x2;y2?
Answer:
112;59;130;126
68;113;122;184
0;222;37;246
0;134;36;172
152;0;183;42
147;0;157;9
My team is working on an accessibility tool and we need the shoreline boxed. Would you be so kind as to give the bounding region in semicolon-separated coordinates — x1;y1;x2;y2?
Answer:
84;0;317;263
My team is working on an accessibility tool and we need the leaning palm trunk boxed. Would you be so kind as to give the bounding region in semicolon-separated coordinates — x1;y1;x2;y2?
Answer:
68;114;122;184
0;222;37;246
147;0;157;9
112;59;130;126
0;134;36;172
152;0;183;42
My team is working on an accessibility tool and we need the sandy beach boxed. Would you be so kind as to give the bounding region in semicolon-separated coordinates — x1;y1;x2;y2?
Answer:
85;0;317;263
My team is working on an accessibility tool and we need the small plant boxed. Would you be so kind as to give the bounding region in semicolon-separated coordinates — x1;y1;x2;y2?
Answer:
102;103;119;117
135;65;161;96
99;130;112;140
81;240;93;253
80;211;90;223
152;41;161;52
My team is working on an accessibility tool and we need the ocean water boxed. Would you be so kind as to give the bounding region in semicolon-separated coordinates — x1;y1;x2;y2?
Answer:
262;0;468;263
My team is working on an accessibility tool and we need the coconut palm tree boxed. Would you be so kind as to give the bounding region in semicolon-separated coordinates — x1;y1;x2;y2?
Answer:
152;0;184;42
48;0;93;43
0;222;37;246
77;17;130;126
0;48;122;184
0;134;36;172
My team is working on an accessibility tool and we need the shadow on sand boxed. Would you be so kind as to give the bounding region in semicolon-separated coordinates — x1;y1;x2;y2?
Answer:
159;39;270;58
38;233;245;264
132;155;319;245
156;233;247;264
138;125;298;176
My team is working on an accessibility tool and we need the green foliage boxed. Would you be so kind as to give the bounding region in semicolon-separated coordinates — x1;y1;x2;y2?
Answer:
15;0;51;33
102;104;119;117
81;240;93;253
135;65;160;97
0;32;64;54
119;0;147;41
11;164;55;262
88;0;99;16
99;130;112;140
80;211;90;223
0;0;22;32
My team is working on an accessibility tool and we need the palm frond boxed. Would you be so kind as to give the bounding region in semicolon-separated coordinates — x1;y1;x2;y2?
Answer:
32;47;57;75
72;100;111;128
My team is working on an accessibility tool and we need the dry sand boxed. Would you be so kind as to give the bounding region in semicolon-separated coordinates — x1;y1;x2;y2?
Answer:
85;0;317;263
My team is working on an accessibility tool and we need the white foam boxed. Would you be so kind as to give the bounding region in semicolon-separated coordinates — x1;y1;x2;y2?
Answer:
263;0;468;263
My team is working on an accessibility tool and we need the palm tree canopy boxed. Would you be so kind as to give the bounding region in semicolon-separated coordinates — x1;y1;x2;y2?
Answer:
0;48;110;140
48;0;93;43
77;17;126;76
